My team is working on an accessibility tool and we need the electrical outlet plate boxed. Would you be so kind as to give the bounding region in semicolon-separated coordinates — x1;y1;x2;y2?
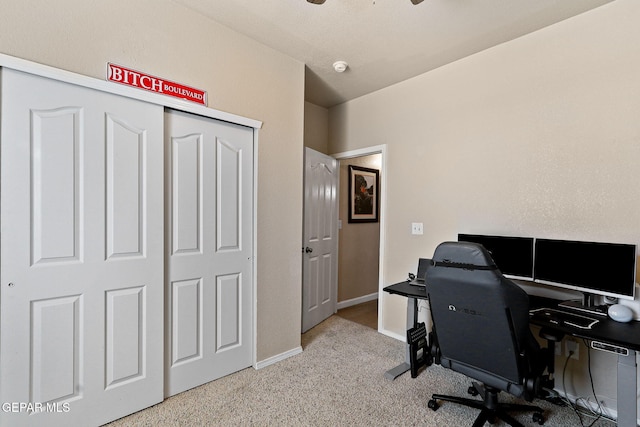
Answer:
566;340;579;360
411;222;423;235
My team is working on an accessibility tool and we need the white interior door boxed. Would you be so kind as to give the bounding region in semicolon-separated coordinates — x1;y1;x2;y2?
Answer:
302;148;339;332
0;69;164;426
165;109;254;397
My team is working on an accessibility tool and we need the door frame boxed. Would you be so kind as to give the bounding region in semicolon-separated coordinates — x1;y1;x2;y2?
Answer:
252;133;259;368
331;144;387;332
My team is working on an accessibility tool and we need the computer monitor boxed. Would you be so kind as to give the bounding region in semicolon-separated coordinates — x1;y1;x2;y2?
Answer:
534;239;637;305
457;234;534;280
416;258;433;283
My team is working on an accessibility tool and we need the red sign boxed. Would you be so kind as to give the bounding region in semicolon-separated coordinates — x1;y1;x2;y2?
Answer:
107;63;207;105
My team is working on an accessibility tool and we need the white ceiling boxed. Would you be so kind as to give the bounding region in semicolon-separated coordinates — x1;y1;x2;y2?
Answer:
175;0;613;108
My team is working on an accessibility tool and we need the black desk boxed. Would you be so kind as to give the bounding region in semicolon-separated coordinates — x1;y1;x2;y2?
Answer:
528;296;640;427
383;281;640;427
529;295;640;352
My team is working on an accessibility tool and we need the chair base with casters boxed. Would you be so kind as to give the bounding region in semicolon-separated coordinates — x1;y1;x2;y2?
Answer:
428;382;545;427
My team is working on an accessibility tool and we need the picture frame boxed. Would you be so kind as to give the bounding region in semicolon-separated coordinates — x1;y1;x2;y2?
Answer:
348;165;379;223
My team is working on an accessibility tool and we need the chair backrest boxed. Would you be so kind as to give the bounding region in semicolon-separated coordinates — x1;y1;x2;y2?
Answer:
426;241;536;396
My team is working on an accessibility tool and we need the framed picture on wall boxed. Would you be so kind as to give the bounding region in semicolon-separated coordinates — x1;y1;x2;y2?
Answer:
348;165;379;223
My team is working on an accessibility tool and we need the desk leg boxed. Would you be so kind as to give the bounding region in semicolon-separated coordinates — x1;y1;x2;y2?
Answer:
384;296;418;380
617;350;637;427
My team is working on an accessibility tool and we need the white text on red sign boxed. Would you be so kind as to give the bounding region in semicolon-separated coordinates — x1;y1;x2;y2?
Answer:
107;63;207;105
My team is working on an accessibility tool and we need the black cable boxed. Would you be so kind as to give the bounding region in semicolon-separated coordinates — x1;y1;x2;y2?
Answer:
561;351;578;415
561;346;600;427
560;340;621;426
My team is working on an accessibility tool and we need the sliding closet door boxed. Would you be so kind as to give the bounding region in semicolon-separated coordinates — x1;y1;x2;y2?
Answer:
0;69;164;426
165;109;254;397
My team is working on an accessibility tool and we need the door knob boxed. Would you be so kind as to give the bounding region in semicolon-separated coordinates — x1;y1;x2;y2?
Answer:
305;247;313;253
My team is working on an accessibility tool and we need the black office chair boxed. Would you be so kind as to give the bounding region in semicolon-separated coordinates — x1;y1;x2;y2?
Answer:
425;241;549;426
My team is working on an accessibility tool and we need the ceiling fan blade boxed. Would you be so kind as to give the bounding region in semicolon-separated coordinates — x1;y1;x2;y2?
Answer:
411;0;424;4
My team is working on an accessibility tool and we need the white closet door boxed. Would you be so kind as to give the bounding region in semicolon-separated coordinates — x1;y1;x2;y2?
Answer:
0;69;164;426
165;110;254;397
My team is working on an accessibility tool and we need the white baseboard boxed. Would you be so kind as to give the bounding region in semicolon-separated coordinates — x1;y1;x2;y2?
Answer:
254;346;303;370
379;328;406;342
557;389;622;424
336;292;378;310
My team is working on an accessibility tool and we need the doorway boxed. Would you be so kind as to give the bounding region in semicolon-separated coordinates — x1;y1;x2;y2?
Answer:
333;146;386;331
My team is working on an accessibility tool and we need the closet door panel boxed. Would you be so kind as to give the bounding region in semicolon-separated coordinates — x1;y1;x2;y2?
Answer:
165;109;253;397
0;69;164;427
31;107;82;264
217;139;242;251
106;114;147;258
30;295;82;403
172;133;203;255
105;286;146;389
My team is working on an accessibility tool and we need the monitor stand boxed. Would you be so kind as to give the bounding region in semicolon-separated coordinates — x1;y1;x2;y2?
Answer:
558;292;609;317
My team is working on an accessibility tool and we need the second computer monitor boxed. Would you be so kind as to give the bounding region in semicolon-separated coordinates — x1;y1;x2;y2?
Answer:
534;238;636;301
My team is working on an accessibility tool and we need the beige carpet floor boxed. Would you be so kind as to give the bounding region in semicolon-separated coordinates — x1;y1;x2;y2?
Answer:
105;315;614;426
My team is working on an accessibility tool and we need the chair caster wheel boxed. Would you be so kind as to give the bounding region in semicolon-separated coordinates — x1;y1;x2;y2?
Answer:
532;412;545;425
427;399;439;411
467;386;479;396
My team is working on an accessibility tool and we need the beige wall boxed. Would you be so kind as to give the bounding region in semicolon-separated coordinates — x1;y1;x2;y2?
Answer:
0;0;304;363
304;101;329;154
329;0;640;413
338;155;381;302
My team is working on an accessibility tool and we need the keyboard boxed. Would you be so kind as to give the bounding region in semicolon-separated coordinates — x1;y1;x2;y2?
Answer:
530;307;600;329
558;300;609;317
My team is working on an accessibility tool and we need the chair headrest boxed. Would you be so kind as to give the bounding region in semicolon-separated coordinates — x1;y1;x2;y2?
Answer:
432;241;497;270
